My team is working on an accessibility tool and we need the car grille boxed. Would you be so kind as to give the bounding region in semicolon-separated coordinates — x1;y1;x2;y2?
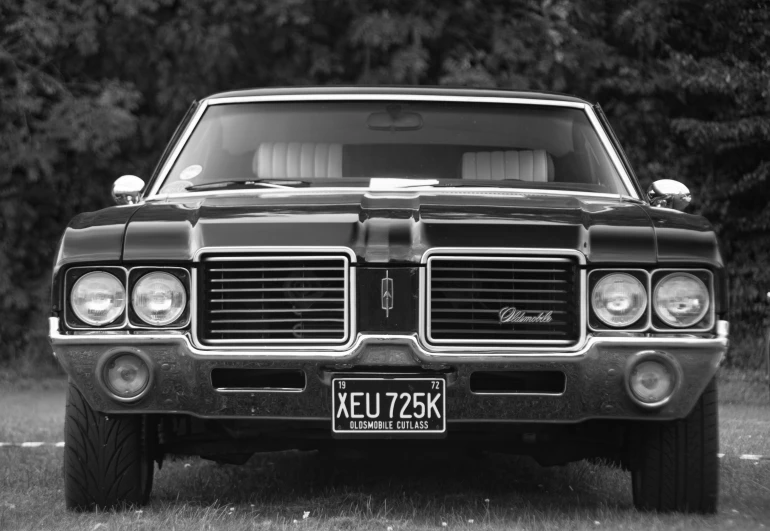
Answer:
427;255;580;345
198;255;350;344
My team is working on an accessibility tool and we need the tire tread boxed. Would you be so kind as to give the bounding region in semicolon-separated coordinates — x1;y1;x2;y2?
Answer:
63;382;153;511
631;378;718;514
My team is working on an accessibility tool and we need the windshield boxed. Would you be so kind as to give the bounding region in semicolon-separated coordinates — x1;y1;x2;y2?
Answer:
159;101;629;195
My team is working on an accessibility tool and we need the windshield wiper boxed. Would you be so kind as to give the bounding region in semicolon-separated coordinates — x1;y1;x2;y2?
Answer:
185;179;308;191
367;179;527;189
426;182;522;188
427;182;610;193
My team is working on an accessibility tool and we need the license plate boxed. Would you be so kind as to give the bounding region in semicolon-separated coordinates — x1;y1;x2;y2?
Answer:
332;377;446;435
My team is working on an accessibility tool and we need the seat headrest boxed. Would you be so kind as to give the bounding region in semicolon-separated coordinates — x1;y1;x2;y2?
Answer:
253;142;343;179
461;150;554;182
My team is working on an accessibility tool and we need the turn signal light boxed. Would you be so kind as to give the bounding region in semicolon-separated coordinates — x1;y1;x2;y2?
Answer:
628;359;675;406
103;353;150;399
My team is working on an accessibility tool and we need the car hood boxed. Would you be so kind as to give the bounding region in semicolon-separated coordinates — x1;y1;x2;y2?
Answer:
105;191;721;266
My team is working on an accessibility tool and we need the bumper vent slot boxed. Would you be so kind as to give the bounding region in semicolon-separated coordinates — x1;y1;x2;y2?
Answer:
199;255;350;345
211;368;306;391
470;371;566;394
427;255;580;345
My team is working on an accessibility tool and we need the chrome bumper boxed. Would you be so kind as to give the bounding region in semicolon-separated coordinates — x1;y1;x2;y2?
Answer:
49;317;728;423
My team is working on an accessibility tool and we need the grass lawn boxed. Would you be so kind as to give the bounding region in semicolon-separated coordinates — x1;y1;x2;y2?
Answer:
0;371;768;531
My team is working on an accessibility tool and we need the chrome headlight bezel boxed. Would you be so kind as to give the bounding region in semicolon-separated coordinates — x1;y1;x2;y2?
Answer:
588;268;715;333
65;267;128;329
128;267;191;329
651;270;713;330
588;270;650;331
64;266;191;331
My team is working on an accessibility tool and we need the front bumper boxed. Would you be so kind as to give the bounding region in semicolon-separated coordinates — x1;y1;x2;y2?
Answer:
49;317;728;423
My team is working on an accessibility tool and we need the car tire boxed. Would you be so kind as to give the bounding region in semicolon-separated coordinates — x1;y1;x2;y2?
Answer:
63;381;154;511
630;377;718;514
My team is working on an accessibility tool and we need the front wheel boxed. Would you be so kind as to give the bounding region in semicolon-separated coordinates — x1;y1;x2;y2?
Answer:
630;377;719;513
63;382;155;511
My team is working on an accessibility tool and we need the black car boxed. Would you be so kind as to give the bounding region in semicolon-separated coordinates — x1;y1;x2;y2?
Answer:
50;86;728;513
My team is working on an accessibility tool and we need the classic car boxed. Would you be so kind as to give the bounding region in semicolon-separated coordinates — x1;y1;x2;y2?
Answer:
49;86;728;513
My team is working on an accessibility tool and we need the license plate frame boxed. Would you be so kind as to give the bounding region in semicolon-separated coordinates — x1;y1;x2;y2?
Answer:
331;377;446;437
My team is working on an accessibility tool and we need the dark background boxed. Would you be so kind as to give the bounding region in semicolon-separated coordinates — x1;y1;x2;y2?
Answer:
1;0;768;370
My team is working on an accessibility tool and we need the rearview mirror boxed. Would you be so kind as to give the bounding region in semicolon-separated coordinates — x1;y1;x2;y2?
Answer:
112;175;145;205
367;105;423;132
647;179;691;211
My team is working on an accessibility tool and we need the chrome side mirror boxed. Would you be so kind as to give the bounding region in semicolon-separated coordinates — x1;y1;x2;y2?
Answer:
112;175;145;205
647;179;691;211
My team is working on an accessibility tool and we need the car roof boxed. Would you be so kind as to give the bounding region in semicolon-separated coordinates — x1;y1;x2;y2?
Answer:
202;86;592;105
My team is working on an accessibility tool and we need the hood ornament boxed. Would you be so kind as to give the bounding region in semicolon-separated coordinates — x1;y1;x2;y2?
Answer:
499;307;553;325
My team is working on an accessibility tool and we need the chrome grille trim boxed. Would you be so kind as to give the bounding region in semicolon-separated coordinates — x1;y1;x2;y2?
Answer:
201;256;348;344
428;256;578;344
419;248;587;351
192;247;356;348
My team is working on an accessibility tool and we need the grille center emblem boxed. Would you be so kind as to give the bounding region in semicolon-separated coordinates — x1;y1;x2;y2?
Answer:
381;271;394;318
499;306;553;325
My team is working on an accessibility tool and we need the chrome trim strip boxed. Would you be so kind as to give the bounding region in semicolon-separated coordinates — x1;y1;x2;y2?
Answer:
48;317;730;361
209;94;587;107
419;247;586;266
150;99;210;198
716;320;729;337
192;245;358;263
148;188;628;203
471;391;565;397
190;246;357;351
419;248;588;352
583;105;636;196
213;387;305;394
144;94;639;200
587;269;652;333
650;269;716;333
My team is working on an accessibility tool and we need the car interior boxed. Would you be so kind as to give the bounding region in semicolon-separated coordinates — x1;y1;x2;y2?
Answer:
161;102;623;194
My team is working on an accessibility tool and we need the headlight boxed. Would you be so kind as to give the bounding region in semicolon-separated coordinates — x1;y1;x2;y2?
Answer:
132;272;186;326
70;272;126;326
653;273;709;327
592;273;647;327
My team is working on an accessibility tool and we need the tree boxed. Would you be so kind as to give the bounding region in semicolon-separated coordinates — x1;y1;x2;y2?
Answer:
1;0;767;368
592;0;770;366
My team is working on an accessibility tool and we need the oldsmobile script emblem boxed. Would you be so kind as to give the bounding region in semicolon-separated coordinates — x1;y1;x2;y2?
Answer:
499;307;553;325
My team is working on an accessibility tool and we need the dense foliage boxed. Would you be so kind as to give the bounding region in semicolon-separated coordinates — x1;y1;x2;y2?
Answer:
1;0;768;366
